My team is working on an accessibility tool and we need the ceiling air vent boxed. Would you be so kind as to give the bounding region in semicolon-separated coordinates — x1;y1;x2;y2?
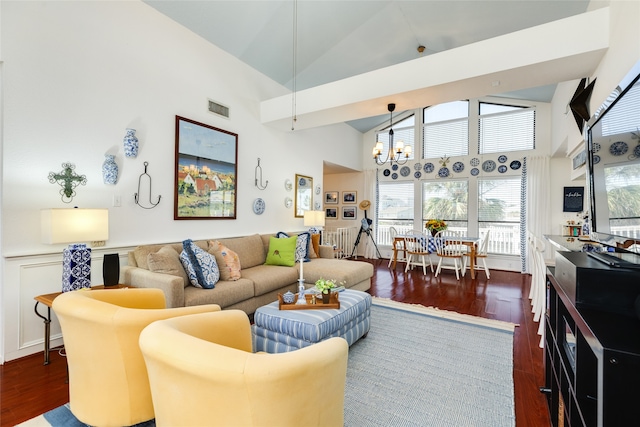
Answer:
208;99;230;119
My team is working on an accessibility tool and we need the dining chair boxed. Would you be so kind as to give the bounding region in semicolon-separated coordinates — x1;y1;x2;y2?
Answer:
388;226;407;268
404;230;433;275
434;230;466;280
465;230;491;279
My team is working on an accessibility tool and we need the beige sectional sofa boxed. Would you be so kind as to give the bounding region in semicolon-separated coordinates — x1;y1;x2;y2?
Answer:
121;233;373;315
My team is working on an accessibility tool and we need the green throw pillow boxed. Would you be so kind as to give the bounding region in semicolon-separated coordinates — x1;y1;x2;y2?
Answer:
265;236;297;267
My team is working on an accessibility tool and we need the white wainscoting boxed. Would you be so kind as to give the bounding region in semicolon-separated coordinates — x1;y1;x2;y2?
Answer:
2;246;134;363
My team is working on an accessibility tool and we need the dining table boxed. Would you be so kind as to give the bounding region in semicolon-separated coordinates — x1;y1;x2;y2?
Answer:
391;234;481;279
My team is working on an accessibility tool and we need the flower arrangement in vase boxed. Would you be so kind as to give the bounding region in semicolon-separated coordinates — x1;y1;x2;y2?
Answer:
425;219;447;236
315;278;343;304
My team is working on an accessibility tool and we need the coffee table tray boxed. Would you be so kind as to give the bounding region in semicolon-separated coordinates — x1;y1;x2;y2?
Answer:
278;292;340;310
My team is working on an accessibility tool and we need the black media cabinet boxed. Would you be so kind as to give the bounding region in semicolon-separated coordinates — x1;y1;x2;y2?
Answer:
545;251;640;426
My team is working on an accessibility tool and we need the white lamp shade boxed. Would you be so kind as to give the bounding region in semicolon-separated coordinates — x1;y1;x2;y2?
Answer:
41;208;109;244
304;210;325;227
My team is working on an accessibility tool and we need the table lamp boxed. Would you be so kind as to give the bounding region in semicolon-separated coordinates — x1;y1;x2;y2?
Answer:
304;210;325;234
41;208;109;292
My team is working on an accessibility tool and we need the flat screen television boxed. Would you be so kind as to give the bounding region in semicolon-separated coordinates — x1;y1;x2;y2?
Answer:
586;60;640;257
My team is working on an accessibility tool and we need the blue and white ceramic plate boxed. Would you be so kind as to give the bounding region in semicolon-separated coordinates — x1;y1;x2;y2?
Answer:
510;160;522;170
634;145;640;158
482;160;496;172
392;164;399;171
470;168;479;176
593;155;600;164
438;167;450;178
610;141;628;156
414;171;422;179
498;165;508;173
391;172;398;180
470;158;480;167
414;162;422;170
383;169;391;176
423;162;435;173
400;166;411;177
593;142;601;153
498;155;508;163
452;161;464;173
253;198;265;215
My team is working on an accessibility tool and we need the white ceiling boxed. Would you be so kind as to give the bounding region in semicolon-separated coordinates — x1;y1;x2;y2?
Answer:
144;0;607;132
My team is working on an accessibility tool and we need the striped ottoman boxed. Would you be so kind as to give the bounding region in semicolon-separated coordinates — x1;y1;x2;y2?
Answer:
252;289;371;353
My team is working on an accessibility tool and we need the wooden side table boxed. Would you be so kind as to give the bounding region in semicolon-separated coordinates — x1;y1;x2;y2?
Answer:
34;284;130;365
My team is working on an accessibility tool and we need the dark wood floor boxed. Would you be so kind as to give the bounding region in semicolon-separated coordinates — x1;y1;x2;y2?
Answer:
0;258;550;427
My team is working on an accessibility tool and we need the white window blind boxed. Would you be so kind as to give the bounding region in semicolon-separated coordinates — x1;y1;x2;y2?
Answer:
423;101;469;159
478;178;521;255
479;103;535;154
378;181;414;220
601;82;640;137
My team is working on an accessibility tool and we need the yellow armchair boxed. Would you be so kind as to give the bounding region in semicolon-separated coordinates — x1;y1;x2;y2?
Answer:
52;288;221;427
139;310;349;427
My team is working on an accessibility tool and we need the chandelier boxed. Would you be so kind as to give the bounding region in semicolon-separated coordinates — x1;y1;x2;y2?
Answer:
372;103;412;166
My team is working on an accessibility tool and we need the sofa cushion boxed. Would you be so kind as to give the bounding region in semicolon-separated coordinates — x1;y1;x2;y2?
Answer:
310;233;320;258
208;241;241;281
180;239;220;289
241;264;300;296
183;278;254;308
147;245;188;287
265;236;297;267
133;241;207;270
302;258;374;288
216;234;265;269
276;231;311;262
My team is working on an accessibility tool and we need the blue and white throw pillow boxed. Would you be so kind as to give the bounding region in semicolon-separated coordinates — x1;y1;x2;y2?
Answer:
276;231;311;262
180;239;219;289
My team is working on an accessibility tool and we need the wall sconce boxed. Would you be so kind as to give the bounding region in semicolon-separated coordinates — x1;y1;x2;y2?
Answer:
372;103;412;166
41;208;109;291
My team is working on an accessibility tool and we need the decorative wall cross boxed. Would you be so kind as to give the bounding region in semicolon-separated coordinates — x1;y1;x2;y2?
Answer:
48;162;87;203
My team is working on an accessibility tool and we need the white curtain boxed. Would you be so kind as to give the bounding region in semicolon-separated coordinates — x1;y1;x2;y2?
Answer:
524;155;551;348
362;169;379;259
524;155;551;273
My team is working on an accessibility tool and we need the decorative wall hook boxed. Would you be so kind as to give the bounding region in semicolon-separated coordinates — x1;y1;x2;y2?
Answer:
134;161;161;209
48;162;87;203
254;158;268;190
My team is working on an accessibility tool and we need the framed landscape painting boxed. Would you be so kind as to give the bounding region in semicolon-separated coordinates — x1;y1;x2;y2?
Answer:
174;116;238;219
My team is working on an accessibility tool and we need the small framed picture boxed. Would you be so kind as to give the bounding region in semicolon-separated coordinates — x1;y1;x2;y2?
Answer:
325;191;339;204
325;207;338;219
342;206;357;219
342;191;357;204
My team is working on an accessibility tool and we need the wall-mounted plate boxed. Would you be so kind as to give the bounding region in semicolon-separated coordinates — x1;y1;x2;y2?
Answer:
253;198;265;215
284;197;292;208
284;179;293;191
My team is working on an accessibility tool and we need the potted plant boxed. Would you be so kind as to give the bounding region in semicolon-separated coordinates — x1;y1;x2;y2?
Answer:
425;219;447;237
315;278;337;304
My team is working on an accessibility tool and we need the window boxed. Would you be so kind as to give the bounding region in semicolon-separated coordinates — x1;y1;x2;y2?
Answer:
375;115;415;163
479;102;535;154
478;178;521;255
423;101;469;159
377;181;414;246
604;162;640;237
601;82;640;137
422;180;468;234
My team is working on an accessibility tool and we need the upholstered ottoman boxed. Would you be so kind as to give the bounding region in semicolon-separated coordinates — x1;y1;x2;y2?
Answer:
252;289;371;353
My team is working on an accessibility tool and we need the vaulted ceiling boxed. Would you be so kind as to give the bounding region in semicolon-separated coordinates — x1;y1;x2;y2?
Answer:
144;0;608;132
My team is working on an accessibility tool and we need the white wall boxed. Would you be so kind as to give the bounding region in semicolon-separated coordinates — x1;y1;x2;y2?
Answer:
0;1;363;362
